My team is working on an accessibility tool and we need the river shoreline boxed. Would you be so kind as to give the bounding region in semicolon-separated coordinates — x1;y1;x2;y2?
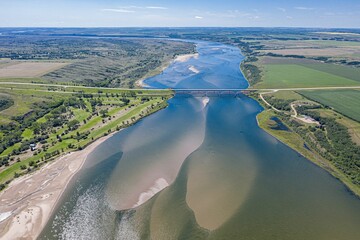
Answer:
239;45;360;198
0;132;116;239
0;98;171;239
255;108;360;198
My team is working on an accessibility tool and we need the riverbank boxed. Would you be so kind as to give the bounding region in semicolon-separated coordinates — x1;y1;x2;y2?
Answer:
0;132;115;239
0;95;172;239
256;108;360;197
240;51;360;197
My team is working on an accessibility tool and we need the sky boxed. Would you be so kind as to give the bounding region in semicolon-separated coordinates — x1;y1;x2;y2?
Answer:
0;0;359;28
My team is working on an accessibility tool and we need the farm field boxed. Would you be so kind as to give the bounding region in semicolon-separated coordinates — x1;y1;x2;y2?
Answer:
254;57;360;89
298;89;360;122
0;61;68;78
268;90;304;100
260;57;360;82
257;40;360;59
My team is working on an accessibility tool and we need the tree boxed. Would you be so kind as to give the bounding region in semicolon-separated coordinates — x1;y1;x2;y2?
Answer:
99;109;108;118
67;119;80;130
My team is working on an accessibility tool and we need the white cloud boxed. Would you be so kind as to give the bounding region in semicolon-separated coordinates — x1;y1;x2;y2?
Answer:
250;15;260;20
286;16;293;19
102;8;135;13
101;6;168;13
277;7;286;12
295;7;314;10
195;16;203;19
146;6;168;10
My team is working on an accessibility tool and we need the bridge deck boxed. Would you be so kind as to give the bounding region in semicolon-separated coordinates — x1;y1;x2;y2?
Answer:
174;89;250;96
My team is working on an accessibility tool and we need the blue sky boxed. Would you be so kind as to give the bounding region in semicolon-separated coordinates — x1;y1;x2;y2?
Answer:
0;0;359;28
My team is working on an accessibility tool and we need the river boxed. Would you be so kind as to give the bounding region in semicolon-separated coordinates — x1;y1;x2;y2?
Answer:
40;41;360;239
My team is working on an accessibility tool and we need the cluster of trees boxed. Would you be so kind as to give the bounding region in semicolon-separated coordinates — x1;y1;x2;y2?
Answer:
0;97;14;111
264;96;295;111
286;107;360;185
0;100;61;156
233;40;264;86
266;52;306;59
0;96;88;163
241;63;261;86
0;91;143;171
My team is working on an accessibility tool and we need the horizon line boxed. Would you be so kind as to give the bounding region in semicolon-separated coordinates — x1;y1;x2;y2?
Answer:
0;26;359;30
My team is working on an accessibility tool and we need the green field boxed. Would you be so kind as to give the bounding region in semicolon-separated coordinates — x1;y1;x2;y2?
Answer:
297;62;360;83
268;90;304;100
298;89;360;122
255;63;360;89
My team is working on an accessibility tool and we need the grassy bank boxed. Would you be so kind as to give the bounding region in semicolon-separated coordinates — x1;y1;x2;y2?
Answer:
255;99;360;197
299;89;360;122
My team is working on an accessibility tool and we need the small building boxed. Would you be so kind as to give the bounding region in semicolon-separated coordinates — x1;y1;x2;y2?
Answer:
30;143;37;151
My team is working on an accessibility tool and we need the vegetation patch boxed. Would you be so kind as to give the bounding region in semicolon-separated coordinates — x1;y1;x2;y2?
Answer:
298;89;360;122
255;62;360;89
255;89;360;196
0;36;195;88
0;86;172;188
0;95;14;111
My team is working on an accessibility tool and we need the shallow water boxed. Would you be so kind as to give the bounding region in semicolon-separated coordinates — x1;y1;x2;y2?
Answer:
40;40;360;239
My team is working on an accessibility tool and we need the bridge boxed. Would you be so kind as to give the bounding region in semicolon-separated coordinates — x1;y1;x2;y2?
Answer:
173;89;251;97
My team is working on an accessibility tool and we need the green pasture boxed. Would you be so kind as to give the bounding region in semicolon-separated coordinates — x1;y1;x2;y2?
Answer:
298;89;360;122
256;63;360;89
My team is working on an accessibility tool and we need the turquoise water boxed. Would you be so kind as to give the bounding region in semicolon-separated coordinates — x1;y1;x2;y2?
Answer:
40;41;360;239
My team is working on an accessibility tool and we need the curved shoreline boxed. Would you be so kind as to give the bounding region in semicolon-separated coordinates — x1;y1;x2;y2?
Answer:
0;132;116;239
0;95;172;238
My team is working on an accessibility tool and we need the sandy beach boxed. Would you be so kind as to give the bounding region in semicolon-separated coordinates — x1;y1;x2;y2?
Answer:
174;53;199;63
135;78;150;88
0;133;115;240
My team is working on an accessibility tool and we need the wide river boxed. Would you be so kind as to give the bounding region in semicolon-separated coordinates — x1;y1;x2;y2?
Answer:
40;41;360;239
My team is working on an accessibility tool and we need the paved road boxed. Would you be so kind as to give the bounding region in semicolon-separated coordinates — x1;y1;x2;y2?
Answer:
259;90;281;112
1;81;360;91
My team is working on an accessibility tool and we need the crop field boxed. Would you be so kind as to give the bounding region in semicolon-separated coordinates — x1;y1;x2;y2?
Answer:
255;57;360;89
257;39;360;60
267;90;304;100
261;57;360;82
0;61;68;78
298;89;360;122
